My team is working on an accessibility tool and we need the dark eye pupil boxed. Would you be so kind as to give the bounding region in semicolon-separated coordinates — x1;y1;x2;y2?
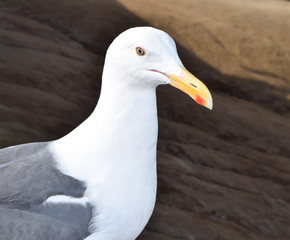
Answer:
136;47;145;56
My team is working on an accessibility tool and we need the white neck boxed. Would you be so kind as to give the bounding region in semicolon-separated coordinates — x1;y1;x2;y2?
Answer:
52;80;158;178
50;73;159;239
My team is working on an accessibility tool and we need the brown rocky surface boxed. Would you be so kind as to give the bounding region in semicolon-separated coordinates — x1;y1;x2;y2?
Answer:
0;0;290;239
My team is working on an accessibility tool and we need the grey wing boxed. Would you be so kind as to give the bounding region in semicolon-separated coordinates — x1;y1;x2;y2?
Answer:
0;142;92;239
0;142;86;209
0;206;90;240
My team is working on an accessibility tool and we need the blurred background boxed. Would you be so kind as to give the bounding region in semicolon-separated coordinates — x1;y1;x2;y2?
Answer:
0;0;290;239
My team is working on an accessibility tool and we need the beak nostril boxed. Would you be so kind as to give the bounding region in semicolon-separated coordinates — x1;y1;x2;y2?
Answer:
189;83;197;88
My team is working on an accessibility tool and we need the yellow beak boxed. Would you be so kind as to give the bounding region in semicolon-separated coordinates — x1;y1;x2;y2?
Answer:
169;67;213;110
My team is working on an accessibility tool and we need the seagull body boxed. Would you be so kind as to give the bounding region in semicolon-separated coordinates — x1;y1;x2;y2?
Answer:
0;27;212;240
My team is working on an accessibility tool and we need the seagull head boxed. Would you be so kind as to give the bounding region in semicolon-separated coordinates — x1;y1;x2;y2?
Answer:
103;27;213;110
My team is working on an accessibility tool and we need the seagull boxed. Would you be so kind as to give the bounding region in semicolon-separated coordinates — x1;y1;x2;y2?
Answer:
0;27;212;240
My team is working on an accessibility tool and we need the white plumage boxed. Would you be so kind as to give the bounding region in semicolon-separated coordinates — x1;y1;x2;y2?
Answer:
0;26;212;240
51;26;212;239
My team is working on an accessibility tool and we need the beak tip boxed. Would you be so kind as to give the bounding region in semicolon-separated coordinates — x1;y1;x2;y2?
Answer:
196;93;213;110
207;99;213;110
203;102;213;110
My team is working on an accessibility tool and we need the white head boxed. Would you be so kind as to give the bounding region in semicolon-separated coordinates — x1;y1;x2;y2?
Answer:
102;27;213;109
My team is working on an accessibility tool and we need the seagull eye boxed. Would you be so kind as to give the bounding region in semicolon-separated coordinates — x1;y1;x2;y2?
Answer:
136;47;146;56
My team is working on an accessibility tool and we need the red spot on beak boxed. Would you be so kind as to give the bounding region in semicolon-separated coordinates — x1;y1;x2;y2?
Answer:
196;94;206;106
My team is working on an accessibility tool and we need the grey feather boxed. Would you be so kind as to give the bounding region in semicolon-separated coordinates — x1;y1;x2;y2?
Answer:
0;142;93;239
0;142;86;209
0;207;88;240
28;200;93;237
